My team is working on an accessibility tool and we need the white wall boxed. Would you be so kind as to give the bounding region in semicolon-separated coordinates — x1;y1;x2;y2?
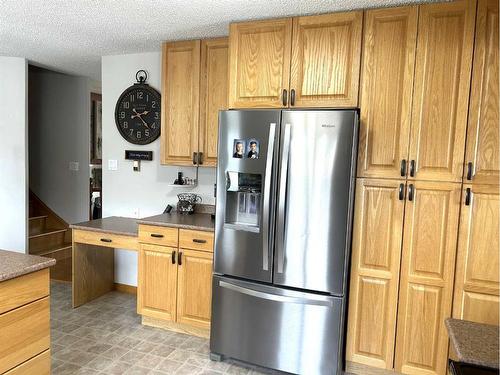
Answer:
102;52;216;286
0;57;28;253
29;68;90;224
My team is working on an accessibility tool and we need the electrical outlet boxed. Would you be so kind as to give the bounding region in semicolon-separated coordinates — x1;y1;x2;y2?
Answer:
69;161;79;171
133;208;140;218
108;159;118;171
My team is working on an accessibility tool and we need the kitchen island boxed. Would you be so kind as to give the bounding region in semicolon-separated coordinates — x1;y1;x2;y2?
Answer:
0;250;55;374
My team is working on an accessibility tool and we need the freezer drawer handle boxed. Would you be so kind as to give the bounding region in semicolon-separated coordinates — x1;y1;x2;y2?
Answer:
219;280;334;307
192;239;206;244
261;122;276;271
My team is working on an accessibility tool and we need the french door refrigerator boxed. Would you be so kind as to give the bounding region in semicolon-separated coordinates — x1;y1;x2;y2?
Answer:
211;109;359;375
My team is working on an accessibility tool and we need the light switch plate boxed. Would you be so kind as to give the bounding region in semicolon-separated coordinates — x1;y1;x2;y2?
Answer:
69;161;79;171
108;159;118;171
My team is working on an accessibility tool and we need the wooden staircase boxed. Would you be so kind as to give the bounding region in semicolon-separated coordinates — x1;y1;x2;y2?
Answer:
29;191;72;282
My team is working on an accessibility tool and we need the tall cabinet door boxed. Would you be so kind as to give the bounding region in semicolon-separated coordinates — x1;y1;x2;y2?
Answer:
464;0;499;185
199;38;229;167
453;184;499;325
161;40;201;165
395;181;461;375
346;179;405;370
289;11;363;108
408;1;476;182
357;7;418;179
228;18;292;108
138;244;178;321
176;249;213;329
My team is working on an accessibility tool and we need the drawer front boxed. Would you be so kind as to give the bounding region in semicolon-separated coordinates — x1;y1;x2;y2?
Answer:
0;268;49;315
73;229;138;250
138;225;178;247
179;229;214;252
0;297;50;374
4;349;50;375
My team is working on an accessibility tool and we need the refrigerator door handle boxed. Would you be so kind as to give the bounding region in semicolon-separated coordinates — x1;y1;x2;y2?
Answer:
276;123;291;274
218;280;333;307
262;122;276;271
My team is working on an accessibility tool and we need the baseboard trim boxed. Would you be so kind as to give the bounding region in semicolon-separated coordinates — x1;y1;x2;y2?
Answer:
142;315;210;338
114;283;137;295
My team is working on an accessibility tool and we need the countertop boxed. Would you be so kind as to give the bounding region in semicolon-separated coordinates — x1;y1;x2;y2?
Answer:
71;212;215;235
138;213;215;232
0;249;56;282
445;318;499;369
71;216;139;236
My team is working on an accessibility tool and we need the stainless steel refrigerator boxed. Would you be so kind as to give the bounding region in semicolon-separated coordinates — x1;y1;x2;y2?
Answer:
211;109;358;375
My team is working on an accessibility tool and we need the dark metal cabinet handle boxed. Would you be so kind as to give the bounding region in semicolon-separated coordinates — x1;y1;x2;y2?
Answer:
401;160;407;177
290;89;296;106
399;183;404;200
193;152;197;165
410;160;415;177
467;162;473;180
282;89;288;106
408;184;414;201
151;233;164;238
171;251;176;264
193;239;207;244
100;238;112;243
178;252;182;266
465;188;471;206
197;152;204;165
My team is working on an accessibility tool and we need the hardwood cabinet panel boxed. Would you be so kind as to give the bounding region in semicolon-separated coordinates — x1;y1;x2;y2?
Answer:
408;0;476;182
453;184;499;325
179;229;214;252
290;11;362;107
4;349;50;375
228;18;292;108
199;38;228;166
73;229;138;251
357;7;417;179
161;40;201;165
346;178;405;369
0;297;50;374
464;0;499;185
138;224;178;247
0;268;49;315
395;181;461;375
176;249;213;329
138;244;178;321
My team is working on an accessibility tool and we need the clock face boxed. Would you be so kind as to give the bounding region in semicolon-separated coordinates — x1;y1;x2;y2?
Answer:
114;84;161;145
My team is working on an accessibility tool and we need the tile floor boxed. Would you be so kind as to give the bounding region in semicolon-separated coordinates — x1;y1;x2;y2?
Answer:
50;281;282;375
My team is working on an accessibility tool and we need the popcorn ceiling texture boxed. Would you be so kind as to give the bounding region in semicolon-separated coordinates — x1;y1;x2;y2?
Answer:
0;0;440;81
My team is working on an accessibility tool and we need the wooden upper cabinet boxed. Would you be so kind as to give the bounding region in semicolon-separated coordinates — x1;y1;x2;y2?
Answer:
346;178;405;370
161;40;201;165
176;249;213;329
357;7;418;179
464;0;499;185
228;18;292;108
453;184;499;325
199;38;228;167
289;11;363;107
395;181;461;375
408;0;476;182
138;244;178;321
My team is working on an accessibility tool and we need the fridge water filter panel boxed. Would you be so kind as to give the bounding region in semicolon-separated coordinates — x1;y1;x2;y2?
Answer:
225;172;262;231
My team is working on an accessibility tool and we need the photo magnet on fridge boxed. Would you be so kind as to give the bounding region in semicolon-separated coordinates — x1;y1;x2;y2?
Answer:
233;139;245;159
247;139;259;159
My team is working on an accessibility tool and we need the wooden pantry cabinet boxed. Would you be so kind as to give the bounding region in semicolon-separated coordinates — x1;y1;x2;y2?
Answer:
463;0;499;185
161;38;228;166
228;11;362;108
138;226;214;336
452;184;499;325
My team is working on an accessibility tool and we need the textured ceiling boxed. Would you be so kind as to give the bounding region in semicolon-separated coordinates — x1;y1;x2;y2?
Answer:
0;0;438;81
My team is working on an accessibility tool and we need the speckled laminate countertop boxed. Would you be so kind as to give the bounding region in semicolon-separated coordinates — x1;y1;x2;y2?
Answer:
446;318;499;369
71;216;139;236
138;213;215;232
0;249;55;282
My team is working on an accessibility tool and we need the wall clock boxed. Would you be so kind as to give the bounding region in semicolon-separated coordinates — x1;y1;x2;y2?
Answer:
114;70;161;145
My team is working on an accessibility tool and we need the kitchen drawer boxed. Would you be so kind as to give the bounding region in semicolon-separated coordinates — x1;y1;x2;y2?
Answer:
179;229;214;252
138;225;178;247
73;229;138;250
0;268;49;315
0;297;50;374
4;349;50;375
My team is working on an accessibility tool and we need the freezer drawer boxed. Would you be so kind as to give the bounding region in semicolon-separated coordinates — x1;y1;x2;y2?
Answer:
210;276;345;375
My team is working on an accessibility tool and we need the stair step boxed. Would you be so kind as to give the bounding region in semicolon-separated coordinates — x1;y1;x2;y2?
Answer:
29;228;69;254
29;215;48;220
33;243;72;257
29;216;49;235
29;228;67;239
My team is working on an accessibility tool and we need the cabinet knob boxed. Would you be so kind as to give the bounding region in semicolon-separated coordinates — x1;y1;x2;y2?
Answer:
290;89;296;106
465;188;471;206
467;162;473;180
197;152;204;165
400;160;407;177
100;238;112;243
193;239;207;244
150;233;164;238
399;183;404;201
178;252;183;266
409;160;415;177
193;152;198;165
172;250;176;264
408;184;415;201
282;89;288;106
